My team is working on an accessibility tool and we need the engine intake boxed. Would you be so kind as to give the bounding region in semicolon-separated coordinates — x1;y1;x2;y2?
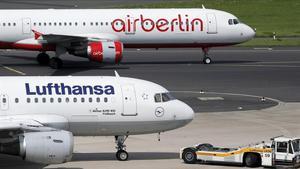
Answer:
0;131;74;164
70;41;123;64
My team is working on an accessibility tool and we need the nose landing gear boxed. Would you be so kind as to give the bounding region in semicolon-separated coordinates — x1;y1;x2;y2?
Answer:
115;135;129;161
202;47;212;64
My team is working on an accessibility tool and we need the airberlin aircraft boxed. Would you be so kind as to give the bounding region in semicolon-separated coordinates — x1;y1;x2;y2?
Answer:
0;8;255;68
0;73;194;163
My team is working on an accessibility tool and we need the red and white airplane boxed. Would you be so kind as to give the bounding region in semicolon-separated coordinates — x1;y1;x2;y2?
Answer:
0;8;255;68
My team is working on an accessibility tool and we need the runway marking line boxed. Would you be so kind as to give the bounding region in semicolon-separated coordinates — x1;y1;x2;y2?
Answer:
1;65;26;75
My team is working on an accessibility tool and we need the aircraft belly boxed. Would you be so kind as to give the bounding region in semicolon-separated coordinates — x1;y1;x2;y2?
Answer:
69;119;192;136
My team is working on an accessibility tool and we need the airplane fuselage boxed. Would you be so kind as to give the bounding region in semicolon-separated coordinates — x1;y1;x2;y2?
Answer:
0;9;255;50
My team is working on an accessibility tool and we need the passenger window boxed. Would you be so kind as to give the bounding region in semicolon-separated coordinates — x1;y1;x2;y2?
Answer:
54;22;57;26
66;97;70;103
34;22;36;26
277;142;288;153
81;98;85;102
75;22;78;26
154;94;162;103
89;97;92;103
58;98;62;103
13;23;16;26
8;23;11;26
50;98;54;103
90;22;93;26
27;98;31;103
96;97;100;103
104;97;108;103
49;22;52;26
15;98;19;103
83;22;86;26
73;98;77;103
59;22;62;26
42;98;46;103
2;98;6;103
69;22;72;26
34;98;38;103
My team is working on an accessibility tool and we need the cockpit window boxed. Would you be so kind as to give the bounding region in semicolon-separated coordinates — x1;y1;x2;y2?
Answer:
228;19;239;25
155;93;175;103
154;94;162;103
233;19;239;24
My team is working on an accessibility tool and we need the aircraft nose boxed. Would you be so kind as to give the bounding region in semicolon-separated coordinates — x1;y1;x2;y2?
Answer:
173;100;194;122
244;24;256;40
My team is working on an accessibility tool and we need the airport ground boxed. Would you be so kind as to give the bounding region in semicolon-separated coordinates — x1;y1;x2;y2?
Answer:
1;0;300;168
0;47;300;169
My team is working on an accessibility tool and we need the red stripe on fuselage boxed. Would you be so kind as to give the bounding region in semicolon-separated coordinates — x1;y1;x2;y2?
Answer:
0;41;56;51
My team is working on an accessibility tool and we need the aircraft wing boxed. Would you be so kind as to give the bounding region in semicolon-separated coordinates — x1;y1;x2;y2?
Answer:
32;30;120;44
0;117;56;134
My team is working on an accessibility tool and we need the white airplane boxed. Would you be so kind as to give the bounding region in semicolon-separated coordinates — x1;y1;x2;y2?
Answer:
0;8;255;68
0;74;194;164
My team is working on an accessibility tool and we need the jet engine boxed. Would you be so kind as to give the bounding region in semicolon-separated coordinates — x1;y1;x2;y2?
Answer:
0;130;73;164
70;41;123;64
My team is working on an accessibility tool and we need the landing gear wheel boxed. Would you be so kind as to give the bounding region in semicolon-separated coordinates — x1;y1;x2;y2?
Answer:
244;153;260;167
49;57;63;69
36;53;50;65
203;57;212;64
182;148;197;164
116;150;129;161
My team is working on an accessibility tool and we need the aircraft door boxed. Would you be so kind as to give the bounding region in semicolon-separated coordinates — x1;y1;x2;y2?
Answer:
0;94;9;111
121;84;137;116
22;18;31;34
206;13;217;34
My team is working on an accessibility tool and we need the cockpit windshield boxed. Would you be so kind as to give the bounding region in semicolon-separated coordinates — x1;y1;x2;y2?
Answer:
228;19;240;25
154;92;175;103
292;139;300;153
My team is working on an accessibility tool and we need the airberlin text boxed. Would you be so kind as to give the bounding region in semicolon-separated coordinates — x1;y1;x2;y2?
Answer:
25;83;115;95
112;14;204;33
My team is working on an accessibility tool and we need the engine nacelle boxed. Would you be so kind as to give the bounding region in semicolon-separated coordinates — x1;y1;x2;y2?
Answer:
70;41;123;64
0;131;74;164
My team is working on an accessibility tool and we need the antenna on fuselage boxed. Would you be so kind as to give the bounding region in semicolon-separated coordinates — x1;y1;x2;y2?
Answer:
202;4;206;9
114;70;120;78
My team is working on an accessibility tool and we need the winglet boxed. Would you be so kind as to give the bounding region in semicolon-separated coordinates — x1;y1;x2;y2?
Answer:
202;4;206;9
32;30;43;40
114;70;120;78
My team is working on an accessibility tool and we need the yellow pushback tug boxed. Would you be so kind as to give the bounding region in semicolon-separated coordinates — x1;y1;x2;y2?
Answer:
180;136;300;168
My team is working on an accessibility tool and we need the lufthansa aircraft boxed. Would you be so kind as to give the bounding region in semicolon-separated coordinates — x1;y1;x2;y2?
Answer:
0;8;255;68
0;74;194;163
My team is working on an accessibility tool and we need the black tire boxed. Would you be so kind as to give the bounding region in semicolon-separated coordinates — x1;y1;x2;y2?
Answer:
196;143;213;151
182;148;197;164
37;53;50;65
203;57;212;64
116;150;128;161
49;57;63;69
244;153;261;167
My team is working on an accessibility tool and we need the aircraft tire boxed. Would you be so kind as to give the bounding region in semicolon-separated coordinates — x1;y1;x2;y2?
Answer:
49;57;63;69
37;53;50;65
203;57;212;64
116;150;129;161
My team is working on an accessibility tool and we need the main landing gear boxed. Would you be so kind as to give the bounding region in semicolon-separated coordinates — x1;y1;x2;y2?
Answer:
115;135;129;161
36;52;63;69
202;47;212;64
